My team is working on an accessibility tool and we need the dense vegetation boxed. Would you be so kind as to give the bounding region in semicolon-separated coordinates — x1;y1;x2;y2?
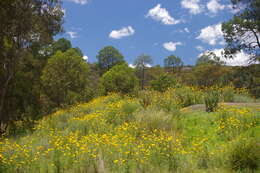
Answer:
0;88;259;172
0;0;260;172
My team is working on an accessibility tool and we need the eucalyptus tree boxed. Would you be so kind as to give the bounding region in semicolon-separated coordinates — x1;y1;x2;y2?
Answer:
164;55;183;73
0;0;64;130
134;54;153;90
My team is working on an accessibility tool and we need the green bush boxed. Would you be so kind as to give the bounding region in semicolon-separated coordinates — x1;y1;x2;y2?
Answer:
100;64;139;94
204;90;220;112
150;73;178;92
169;87;204;107
221;86;235;102
229;138;260;171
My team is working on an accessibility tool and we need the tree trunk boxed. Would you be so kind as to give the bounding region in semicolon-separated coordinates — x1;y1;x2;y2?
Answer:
0;74;12;134
141;67;145;90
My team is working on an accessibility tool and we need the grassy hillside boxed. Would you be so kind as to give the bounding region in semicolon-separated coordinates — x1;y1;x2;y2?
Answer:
1;89;260;173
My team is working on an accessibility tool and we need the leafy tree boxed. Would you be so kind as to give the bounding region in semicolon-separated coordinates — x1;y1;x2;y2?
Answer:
222;0;260;62
150;73;178;92
100;64;139;94
0;0;64;129
41;48;91;109
96;46;125;73
164;55;183;73
196;52;225;66
134;54;153;90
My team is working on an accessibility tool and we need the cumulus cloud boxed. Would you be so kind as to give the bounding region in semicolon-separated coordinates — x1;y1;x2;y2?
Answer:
163;42;182;52
181;0;203;15
201;48;253;66
146;4;180;25
207;0;225;14
83;55;88;61
67;31;78;39
196;23;224;45
109;26;135;39
129;64;135;68
66;0;88;5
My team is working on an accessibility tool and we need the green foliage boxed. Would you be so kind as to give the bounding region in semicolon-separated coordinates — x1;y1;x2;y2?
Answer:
204;90;220;112
229;138;260;171
196;52;225;66
0;0;64;128
221;86;236;102
134;54;153;69
0;93;259;173
222;0;260;61
191;64;232;86
164;55;183;72
100;64;139;94
231;64;260;98
171;87;204;107
41;48;91;109
96;46;125;72
150;73;178;92
216;106;259;140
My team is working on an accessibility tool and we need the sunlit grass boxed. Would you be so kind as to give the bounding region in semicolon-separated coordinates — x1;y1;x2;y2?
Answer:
0;88;259;173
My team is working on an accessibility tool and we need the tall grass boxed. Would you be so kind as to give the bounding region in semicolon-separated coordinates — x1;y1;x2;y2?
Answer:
0;89;259;173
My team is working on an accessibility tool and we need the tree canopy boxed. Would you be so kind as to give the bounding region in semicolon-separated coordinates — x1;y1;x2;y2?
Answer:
0;0;64;127
100;64;139;94
96;46;125;72
41;48;91;108
196;52;225;66
164;55;183;72
222;0;260;61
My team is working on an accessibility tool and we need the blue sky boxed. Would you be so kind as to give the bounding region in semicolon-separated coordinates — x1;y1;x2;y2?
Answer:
59;0;249;66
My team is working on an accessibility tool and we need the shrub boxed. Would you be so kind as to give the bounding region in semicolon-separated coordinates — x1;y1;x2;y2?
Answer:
229;138;260;171
204;90;220;112
221;86;235;102
150;73;178;92
168;87;204;107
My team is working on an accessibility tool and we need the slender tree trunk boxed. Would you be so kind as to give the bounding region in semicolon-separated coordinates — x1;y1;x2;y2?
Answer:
141;67;145;90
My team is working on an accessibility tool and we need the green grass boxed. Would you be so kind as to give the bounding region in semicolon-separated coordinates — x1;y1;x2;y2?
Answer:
1;93;259;173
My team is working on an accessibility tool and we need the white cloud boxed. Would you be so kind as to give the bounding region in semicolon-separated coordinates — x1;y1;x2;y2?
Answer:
196;45;204;51
207;0;225;14
163;42;182;52
200;48;253;66
83;55;88;61
129;63;151;68
129;64;135;68
184;27;190;33
67;31;78;39
196;23;224;45
181;0;203;15
66;0;88;5
146;4;180;25
62;8;66;17
109;26;135;39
